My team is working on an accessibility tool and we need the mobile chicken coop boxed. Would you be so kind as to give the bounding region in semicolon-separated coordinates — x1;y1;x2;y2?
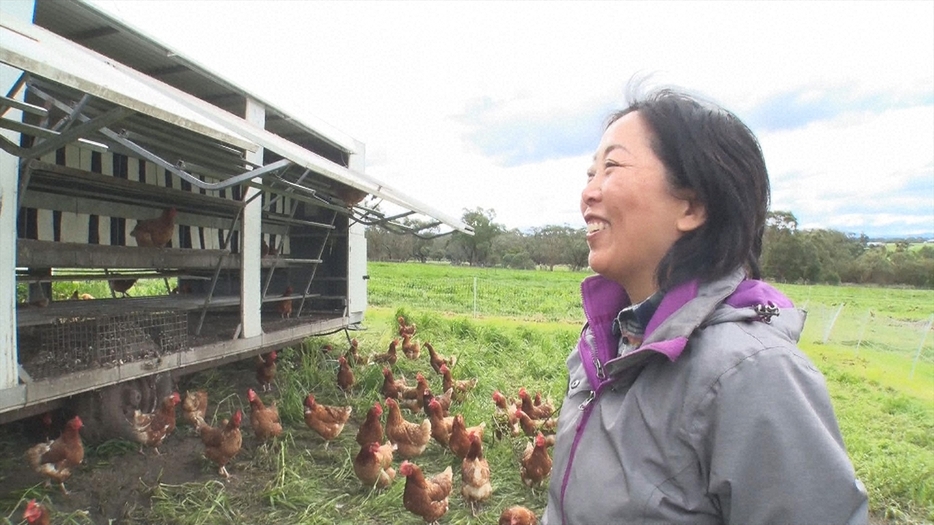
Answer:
0;0;471;438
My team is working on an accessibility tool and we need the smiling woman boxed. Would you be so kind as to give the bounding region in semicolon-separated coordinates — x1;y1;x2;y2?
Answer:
544;88;870;525
582;111;708;303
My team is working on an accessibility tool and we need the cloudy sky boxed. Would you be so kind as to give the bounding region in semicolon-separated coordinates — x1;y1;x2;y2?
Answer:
70;2;934;237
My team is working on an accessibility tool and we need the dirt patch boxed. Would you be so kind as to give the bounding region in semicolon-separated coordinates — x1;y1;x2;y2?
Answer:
0;359;279;524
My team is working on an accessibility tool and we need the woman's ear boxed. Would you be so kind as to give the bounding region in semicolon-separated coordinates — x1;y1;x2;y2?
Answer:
676;192;707;233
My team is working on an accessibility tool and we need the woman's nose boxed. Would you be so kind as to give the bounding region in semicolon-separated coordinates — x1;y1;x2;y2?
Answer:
581;176;600;205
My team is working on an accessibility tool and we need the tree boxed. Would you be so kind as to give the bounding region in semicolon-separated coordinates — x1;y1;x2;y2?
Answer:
852;249;895;285
762;211;822;283
801;229;862;284
528;225;584;271
766;210;798;231
365;218;442;262
447;208;503;266
366;225;398;261
762;210;804;281
568;227;590;271
401;218;440;263
492;229;534;269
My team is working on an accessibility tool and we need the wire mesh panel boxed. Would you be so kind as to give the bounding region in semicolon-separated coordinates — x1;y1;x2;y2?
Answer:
27;311;188;380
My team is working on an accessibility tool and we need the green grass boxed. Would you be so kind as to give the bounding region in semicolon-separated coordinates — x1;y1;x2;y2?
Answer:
807;343;934;522
367;262;588;322
364;263;934;523
778;282;934;321
16;276;178;303
121;307;572;524
11;261;932;523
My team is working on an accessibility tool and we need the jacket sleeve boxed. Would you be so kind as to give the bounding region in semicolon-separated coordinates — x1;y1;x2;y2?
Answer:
697;345;869;525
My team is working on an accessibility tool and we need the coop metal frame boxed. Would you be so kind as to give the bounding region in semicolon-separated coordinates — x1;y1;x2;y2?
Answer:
0;0;472;422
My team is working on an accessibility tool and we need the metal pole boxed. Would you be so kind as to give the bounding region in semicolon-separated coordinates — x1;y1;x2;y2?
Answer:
909;314;934;380
822;303;845;345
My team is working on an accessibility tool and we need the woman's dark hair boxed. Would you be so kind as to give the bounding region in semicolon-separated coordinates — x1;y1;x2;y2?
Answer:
607;88;770;290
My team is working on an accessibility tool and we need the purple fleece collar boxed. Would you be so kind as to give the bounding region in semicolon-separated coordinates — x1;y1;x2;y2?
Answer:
579;274;793;388
724;279;794;309
580;275;629;368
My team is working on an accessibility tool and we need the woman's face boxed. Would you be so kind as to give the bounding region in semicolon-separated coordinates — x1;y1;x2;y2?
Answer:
581;111;705;302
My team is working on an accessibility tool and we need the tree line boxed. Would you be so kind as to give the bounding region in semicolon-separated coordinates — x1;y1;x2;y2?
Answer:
366;208;934;288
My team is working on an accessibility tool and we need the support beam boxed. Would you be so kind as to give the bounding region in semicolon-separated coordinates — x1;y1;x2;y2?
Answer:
0;94;47;117
0;1;33;391
20;105;131;160
241;97;264;338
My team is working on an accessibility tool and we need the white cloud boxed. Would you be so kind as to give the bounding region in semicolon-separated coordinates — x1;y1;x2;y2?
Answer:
762;105;934;233
88;0;934;237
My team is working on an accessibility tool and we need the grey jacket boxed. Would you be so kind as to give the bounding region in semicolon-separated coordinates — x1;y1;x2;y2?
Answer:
543;269;869;525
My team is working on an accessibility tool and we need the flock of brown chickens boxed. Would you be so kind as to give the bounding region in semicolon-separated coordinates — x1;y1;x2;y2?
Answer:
336;316;555;524
21;315;554;524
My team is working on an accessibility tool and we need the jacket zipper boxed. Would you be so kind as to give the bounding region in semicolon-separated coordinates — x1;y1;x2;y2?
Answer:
588;328;607;381
578;390;595;410
560;332;605;525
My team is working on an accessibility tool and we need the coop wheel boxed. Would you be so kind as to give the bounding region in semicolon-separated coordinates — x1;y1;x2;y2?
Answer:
73;373;174;443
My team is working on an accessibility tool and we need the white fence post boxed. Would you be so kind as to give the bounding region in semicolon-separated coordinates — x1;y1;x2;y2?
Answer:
909;314;934;379
473;277;478;318
822;303;846;344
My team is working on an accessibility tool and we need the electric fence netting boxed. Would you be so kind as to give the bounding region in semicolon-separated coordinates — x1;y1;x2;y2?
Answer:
369;275;934;376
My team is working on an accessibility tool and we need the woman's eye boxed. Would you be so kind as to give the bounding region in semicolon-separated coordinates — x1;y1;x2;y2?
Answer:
586;170;595;180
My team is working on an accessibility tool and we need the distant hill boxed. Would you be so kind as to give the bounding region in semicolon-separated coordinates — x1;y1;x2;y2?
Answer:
866;235;934;243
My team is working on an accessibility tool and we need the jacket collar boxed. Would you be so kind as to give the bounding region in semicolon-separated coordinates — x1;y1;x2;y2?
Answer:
580;268;794;386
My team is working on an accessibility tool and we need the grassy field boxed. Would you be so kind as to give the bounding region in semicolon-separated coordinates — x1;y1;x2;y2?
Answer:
3;262;932;524
16;276;177;303
368;262;934;523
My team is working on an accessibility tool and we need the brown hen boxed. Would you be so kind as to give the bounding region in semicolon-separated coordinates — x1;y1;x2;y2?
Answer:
380;367;406;400
23;499;50;525
336;356;355;394
425;398;454;447
276;287;293;319
199;410;242;479
499;505;538;525
400;461;453;525
182;390;208;432
384;398;431;459
130;207;176;247
248;388;282;443
109;278;137;297
303;394;352;449
518;387;554;420
345;337;368;366
25;416;83;494
448;414;486;459
520;432;552;488
371;339;399;365
255;351;277;392
129;392;180;455
355;401;384;448
401;333;420;359
353;440;397;489
424;341;456;375
440;364;477;401
461;433;493;516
